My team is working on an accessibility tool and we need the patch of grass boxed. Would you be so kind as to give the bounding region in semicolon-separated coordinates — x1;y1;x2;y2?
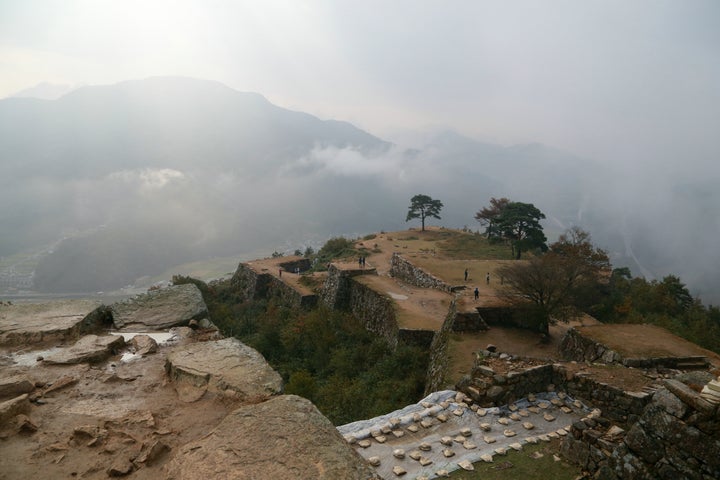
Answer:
438;233;513;260
298;275;323;293
448;441;581;480
363;233;377;240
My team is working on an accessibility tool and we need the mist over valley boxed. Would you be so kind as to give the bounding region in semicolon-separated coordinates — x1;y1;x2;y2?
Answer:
1;77;718;303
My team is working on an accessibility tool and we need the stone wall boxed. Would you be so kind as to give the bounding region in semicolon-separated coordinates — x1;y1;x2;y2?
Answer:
230;263;317;310
476;306;545;332
560;328;710;369
230;263;269;301
459;362;556;407
398;329;436;347
457;361;652;424
456;352;720;479
424;300;458;394
320;265;375;310
390;254;454;292
347;276;399;346
561;379;720;480
453;311;488;332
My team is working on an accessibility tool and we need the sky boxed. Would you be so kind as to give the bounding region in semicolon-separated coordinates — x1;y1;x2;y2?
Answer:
1;0;719;172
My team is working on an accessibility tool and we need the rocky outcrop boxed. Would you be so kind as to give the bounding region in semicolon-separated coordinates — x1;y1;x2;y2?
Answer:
390;254;452;292
165;338;283;402
164;394;380;480
43;334;125;364
110;284;208;331
0;300;110;346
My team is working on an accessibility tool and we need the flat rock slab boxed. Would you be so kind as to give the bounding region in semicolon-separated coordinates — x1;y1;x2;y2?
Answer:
110;284;208;331
44;334;125;365
0;300;102;346
164;395;380;480
165;338;282;401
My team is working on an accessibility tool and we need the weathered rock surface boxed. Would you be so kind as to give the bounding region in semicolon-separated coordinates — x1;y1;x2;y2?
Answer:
110;284;208;331
165;338;283;401
0;300;106;345
0;393;30;424
164;395;380;480
0;374;35;399
44;334;125;365
131;334;158;356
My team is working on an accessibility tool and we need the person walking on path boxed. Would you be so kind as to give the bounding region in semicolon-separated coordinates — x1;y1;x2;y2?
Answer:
486;272;490;285
474;287;479;300
464;268;468;282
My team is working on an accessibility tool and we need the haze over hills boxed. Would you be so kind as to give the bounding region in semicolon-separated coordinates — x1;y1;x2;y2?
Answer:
1;76;718;302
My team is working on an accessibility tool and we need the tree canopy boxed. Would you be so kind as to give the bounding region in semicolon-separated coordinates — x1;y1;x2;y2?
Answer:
478;198;547;259
497;227;610;333
406;194;443;231
474;197;510;238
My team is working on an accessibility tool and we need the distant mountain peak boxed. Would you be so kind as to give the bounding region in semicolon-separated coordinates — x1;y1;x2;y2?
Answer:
9;82;79;100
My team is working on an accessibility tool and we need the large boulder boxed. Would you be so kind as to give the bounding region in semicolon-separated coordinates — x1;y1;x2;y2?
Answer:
110;284;208;331
165;338;282;402
164;395;380;480
43;334;125;365
0;300;106;346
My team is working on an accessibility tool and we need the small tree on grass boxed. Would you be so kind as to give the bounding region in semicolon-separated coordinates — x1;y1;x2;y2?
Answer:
497;227;610;334
406;194;443;231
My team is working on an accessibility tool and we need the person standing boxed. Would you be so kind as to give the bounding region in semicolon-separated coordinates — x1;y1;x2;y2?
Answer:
474;287;479;300
486;272;490;285
464;268;468;282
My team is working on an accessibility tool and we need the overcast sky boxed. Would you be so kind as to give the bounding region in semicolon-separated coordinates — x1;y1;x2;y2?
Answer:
1;0;719;171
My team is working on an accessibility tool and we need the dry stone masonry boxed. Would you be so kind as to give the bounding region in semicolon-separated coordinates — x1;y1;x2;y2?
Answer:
390;254;453;292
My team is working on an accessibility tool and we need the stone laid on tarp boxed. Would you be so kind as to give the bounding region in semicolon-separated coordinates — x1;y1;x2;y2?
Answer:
44;334;125;365
110;284;208;331
0;300;106;346
165;338;282;401
339;390;589;480
164;394;380;480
